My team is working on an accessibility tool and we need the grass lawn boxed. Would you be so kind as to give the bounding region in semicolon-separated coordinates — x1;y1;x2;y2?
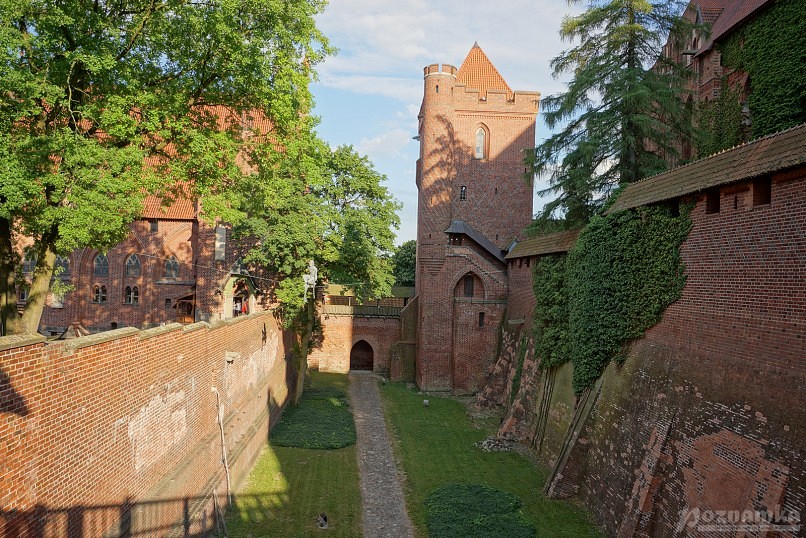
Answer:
225;372;362;537
380;382;601;538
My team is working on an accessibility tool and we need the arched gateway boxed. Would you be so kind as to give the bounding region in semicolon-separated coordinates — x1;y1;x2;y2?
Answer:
350;340;374;371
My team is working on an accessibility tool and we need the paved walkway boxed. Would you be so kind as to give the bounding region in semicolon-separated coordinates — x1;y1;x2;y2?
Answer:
349;371;415;538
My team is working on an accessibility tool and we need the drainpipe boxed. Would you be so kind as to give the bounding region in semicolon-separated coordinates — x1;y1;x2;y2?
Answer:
211;387;232;506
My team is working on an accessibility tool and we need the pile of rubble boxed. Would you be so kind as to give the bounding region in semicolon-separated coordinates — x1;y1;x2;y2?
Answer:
474;436;516;452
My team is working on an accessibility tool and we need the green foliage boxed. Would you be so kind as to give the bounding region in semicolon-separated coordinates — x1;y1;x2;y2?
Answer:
527;0;693;226
718;0;806;139
270;383;357;450
510;336;528;404
532;254;571;368
565;204;691;392
424;484;536;538
694;82;744;157
392;239;416;287
0;0;331;333
239;140;400;325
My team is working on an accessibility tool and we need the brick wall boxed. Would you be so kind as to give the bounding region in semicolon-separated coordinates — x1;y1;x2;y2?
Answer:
0;311;293;536
493;170;805;536
309;313;401;375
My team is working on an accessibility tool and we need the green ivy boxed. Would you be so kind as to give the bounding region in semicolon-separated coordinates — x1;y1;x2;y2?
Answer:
565;204;691;393
717;0;806;139
532;254;571;369
695;81;744;156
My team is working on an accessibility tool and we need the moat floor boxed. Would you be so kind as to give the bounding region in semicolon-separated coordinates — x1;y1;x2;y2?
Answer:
349;371;415;538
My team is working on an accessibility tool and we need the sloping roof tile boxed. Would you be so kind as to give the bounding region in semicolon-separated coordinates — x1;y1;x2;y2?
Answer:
606;123;806;214
696;0;772;55
445;220;506;263
456;43;513;100
506;229;581;259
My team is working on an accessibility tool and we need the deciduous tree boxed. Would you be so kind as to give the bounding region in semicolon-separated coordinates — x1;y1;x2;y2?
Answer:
392;240;416;287
0;0;329;335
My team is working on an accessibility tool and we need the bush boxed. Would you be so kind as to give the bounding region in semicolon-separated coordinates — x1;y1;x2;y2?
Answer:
424;484;536;538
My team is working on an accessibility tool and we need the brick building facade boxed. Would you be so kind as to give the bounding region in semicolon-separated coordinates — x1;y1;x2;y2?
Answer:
413;44;540;392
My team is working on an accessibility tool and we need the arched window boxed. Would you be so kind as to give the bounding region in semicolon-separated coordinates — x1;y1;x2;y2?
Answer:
94;254;109;276
165;255;180;278
55;255;70;277
94;285;108;303
22;252;37;274
125;254;141;277
125;286;140;305
474;127;487;159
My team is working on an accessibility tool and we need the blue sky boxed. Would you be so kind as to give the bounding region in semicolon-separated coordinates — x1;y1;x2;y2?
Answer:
310;0;583;245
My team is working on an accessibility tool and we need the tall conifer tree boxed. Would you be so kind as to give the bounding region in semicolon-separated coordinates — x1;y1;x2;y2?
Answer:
528;0;693;226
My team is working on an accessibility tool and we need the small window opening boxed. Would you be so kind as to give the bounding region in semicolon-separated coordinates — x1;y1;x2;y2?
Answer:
459;186;467;201
165;298;172;308
150;220;158;233
478;312;485;327
110;322;118;330
494;187;498;195
733;196;738;210
463;275;474;298
435;84;439;94
495;234;499;241
752;177;771;206
94;285;108;303
705;189;720;214
526;257;531;267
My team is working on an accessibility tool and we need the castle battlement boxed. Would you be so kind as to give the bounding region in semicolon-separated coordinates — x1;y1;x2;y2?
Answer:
423;63;458;78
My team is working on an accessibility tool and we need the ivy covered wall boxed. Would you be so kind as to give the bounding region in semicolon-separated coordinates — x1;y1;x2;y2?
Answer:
530;204;691;394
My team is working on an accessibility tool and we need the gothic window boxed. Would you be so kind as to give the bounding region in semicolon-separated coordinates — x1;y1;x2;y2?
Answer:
125;254;141;277
459;185;467;201
55;255;70;277
475;127;487;159
93;285;108;303
125;286;139;305
463;275;474;297
94;254;109;276
165;255;180;278
22;252;37;274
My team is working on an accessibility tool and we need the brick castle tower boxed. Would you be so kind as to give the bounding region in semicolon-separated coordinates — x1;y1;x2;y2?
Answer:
414;43;540;392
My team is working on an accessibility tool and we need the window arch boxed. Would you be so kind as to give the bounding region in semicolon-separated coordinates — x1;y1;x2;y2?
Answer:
474;126;488;159
125;286;139;305
22;251;38;274
125;254;141;277
55;255;70;277
454;272;485;299
94;254;109;276
93;285;108;303
165;255;180;278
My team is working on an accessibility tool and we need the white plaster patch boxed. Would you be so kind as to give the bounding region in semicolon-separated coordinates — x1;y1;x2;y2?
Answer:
128;388;188;473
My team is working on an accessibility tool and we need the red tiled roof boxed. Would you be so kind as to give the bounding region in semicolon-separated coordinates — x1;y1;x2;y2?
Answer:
456;43;513;100
606;123;806;214
506;229;581;259
696;0;772;55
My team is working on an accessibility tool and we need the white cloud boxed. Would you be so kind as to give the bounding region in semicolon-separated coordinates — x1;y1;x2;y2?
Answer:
357;129;413;159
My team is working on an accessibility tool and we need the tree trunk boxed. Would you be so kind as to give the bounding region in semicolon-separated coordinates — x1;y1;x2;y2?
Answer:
292;298;315;405
19;243;56;335
0;217;21;336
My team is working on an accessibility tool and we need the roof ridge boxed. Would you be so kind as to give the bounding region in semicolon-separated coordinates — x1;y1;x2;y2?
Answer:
631;123;806;186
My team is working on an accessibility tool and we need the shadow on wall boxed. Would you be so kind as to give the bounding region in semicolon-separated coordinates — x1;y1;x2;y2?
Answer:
0;369;27;416
0;492;286;538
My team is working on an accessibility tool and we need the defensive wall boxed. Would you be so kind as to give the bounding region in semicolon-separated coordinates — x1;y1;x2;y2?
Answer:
478;143;805;535
0;311;294;536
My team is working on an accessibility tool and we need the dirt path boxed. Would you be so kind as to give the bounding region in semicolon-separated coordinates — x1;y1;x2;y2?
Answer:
349;371;415;538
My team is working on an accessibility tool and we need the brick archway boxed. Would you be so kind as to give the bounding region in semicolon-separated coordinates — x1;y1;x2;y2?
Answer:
350;340;374;371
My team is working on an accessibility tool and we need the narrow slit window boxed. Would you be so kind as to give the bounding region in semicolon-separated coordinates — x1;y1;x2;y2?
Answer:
459;186;467;201
705;189;720;214
463;275;474;298
478;312;485;327
752;177;771;206
475;127;486;159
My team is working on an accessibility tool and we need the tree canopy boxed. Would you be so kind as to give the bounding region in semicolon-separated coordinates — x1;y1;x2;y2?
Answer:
0;0;330;334
527;0;693;228
238;138;400;324
392;240;416;287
